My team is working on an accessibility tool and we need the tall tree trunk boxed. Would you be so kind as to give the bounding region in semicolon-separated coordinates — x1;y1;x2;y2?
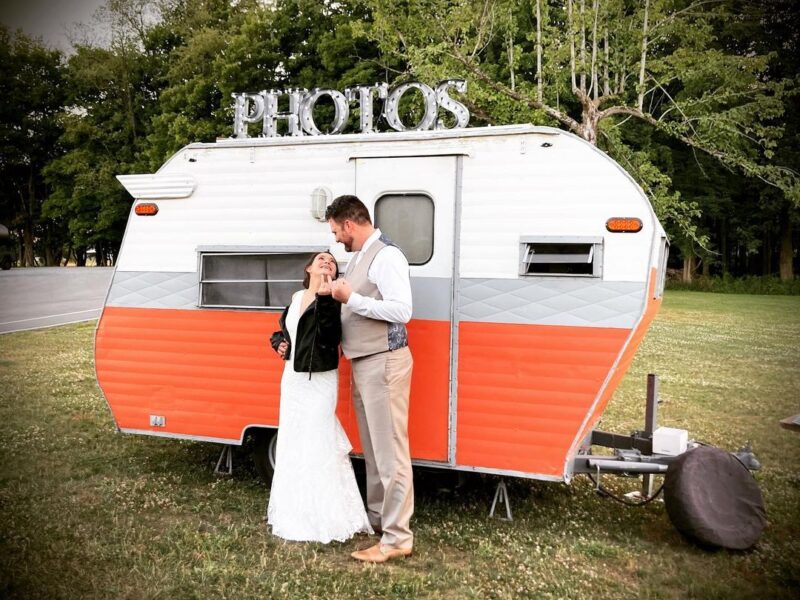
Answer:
762;230;772;276
535;0;542;101
579;0;586;93
23;172;36;267
579;98;599;145
779;208;794;280
15;228;24;267
682;252;694;283
22;220;35;267
603;25;610;96
682;256;694;283
44;223;57;266
638;0;650;111
590;0;599;100
720;218;728;275
507;7;515;91
76;246;87;267
568;0;577;92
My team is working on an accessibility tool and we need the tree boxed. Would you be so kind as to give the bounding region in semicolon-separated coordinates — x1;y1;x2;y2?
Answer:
0;27;66;266
359;0;798;245
145;0;390;166
44;3;165;265
669;0;800;280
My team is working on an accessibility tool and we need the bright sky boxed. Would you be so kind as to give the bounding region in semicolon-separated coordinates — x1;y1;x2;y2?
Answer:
0;0;108;52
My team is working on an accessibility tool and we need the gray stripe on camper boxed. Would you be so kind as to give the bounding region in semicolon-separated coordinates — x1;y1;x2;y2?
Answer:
107;271;199;309
458;278;646;329
106;271;453;320
411;277;451;321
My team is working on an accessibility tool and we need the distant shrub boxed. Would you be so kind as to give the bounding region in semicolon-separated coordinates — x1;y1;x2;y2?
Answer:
665;274;800;295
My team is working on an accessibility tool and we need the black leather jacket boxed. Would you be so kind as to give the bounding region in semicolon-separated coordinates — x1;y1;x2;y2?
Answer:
270;293;341;374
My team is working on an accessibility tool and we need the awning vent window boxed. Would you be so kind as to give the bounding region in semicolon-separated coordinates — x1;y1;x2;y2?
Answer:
519;237;603;278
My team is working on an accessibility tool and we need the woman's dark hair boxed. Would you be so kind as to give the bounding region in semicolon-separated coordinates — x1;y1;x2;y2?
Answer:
302;252;339;289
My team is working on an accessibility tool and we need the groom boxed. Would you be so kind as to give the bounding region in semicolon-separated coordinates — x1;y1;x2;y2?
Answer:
326;195;415;563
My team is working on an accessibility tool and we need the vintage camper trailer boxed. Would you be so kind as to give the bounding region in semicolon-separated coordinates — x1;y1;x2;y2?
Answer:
98;123;670;483
100;122;768;549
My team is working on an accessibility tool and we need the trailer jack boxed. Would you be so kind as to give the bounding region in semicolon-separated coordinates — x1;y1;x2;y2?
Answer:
489;479;513;521
215;444;234;476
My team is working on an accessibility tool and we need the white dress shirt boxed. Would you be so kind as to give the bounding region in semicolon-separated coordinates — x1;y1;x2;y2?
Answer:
345;229;413;324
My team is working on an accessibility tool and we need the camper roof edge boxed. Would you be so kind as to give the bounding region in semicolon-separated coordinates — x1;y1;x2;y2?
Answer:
187;123;559;149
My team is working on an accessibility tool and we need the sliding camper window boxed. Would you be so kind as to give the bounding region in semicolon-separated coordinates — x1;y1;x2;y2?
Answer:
374;194;434;265
199;252;310;309
519;236;603;277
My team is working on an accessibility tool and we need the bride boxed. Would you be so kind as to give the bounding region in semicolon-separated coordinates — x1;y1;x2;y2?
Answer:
267;251;373;543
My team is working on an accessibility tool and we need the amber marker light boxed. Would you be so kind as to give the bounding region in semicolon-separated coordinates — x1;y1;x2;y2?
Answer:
606;217;643;233
135;202;159;216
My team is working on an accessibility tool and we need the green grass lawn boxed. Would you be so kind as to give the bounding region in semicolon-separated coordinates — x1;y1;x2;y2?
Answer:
1;291;798;599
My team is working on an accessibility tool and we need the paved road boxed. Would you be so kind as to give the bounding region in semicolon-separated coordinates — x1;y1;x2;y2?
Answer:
0;267;115;334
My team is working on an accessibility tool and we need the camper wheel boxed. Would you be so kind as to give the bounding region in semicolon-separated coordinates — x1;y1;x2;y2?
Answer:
251;429;277;483
0;256;11;270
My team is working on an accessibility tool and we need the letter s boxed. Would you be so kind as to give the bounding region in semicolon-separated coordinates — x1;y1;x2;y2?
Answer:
435;79;469;130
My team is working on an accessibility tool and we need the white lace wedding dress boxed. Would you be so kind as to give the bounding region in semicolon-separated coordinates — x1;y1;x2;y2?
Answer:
267;291;373;543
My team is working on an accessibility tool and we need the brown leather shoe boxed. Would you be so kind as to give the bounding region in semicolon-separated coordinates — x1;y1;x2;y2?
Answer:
351;543;412;563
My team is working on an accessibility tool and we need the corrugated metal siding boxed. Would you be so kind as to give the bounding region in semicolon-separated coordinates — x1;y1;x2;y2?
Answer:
98;307;451;459
457;135;653;281
96;306;282;441
570;269;663;454
117;147;353;273
455;321;630;477
337;320;451;462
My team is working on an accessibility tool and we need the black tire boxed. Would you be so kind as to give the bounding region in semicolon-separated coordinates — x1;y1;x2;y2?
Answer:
0;256;11;270
663;445;766;550
252;429;277;484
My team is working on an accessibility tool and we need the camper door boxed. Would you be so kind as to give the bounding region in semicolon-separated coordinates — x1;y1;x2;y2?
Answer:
351;155;459;464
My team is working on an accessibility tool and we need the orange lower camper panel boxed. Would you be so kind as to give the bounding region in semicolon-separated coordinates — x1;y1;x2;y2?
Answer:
573;269;662;449
456;321;631;477
97;306;650;479
95;307;449;461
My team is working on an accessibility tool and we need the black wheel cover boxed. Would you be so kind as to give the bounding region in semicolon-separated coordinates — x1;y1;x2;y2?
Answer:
664;446;766;550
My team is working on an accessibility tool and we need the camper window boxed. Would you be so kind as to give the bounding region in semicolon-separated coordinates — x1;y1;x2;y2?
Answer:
374;193;434;265
519;237;603;277
199;252;309;309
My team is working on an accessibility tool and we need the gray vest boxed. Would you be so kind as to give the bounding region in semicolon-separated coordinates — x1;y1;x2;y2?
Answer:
340;235;409;359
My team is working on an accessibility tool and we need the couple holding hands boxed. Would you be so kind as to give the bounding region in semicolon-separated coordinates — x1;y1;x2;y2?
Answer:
267;195;414;563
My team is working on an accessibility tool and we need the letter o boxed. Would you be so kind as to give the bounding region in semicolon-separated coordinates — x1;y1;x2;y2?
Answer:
384;82;438;132
299;89;350;135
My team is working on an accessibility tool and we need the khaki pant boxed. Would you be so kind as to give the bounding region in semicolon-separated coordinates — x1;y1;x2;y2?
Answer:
351;346;414;548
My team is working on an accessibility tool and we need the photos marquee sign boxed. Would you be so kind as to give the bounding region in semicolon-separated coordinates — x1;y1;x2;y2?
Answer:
232;79;469;138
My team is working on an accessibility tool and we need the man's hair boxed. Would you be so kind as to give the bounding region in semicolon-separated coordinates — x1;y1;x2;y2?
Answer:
325;195;372;225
